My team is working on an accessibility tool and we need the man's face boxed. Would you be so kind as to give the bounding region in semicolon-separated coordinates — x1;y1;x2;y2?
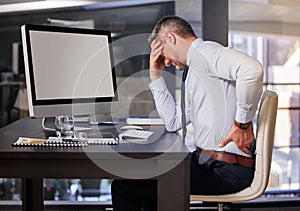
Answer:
157;32;186;70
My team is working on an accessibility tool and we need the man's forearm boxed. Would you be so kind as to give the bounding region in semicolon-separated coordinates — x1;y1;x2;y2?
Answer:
149;77;181;132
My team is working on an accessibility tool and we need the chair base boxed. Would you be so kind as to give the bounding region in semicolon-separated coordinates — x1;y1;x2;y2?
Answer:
190;202;230;211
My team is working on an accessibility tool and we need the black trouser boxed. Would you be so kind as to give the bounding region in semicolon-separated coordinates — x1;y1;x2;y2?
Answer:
111;151;254;211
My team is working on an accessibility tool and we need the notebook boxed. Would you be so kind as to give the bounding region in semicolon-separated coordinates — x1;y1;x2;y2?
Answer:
12;136;118;147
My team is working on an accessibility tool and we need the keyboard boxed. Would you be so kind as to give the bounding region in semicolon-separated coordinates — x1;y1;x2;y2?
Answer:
118;129;153;139
73;116;90;122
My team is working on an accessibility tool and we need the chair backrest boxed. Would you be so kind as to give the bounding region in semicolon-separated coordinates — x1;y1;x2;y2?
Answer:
190;90;278;202
249;90;278;198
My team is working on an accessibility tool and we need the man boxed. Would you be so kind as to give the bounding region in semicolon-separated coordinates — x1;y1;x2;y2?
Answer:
112;16;263;211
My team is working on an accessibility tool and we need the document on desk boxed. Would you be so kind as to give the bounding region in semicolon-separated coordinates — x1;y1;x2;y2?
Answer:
12;136;118;147
126;117;164;126
12;137;88;147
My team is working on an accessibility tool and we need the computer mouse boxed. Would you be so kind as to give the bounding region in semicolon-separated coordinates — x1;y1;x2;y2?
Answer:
120;125;143;130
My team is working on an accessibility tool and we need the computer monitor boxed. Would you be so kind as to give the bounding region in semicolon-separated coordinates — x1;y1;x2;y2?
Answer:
21;24;118;118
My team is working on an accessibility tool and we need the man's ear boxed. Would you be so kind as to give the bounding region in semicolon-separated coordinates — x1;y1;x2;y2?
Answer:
165;32;176;45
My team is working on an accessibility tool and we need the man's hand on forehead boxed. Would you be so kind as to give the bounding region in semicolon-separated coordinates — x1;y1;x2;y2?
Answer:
151;39;163;56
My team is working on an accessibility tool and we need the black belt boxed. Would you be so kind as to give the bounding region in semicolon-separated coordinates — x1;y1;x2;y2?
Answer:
197;148;254;169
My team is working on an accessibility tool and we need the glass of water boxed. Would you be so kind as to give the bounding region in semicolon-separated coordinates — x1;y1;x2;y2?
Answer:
55;115;74;138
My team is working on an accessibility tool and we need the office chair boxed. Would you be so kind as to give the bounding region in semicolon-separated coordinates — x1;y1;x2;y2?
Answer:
190;90;278;211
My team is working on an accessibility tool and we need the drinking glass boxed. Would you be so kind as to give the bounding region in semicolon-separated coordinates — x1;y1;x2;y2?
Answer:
55;115;74;138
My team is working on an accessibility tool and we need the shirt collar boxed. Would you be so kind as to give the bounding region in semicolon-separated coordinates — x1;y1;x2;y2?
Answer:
186;38;204;67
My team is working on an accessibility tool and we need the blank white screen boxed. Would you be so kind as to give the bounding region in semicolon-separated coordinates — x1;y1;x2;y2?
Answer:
29;30;115;100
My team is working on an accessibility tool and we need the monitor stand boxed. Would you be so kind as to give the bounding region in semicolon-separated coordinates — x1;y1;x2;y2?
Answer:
41;113;120;132
41;117;56;132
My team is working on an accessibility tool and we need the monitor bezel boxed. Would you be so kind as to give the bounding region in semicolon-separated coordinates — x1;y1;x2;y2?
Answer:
21;24;118;117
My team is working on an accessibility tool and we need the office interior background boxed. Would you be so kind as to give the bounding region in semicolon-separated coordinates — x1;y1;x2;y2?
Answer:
0;0;299;209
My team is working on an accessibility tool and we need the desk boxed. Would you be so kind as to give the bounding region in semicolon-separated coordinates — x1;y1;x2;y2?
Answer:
0;117;190;211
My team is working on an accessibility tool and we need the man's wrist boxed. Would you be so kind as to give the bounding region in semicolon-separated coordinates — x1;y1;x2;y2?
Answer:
234;120;251;130
150;70;162;81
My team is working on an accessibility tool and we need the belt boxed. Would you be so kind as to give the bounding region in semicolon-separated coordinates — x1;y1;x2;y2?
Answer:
197;148;254;169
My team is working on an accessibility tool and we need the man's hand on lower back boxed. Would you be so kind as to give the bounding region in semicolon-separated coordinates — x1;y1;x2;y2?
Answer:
218;124;254;154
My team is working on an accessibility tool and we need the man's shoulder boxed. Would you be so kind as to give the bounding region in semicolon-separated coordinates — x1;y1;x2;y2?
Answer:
200;40;224;49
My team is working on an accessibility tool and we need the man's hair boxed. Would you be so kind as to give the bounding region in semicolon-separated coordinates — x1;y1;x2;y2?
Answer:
148;16;196;43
